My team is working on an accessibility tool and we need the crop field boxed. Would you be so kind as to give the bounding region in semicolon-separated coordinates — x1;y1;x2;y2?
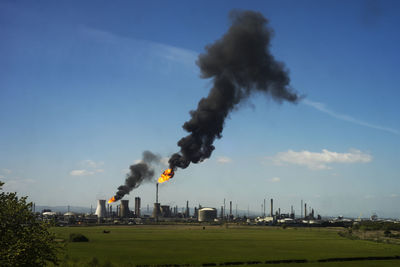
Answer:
51;225;400;266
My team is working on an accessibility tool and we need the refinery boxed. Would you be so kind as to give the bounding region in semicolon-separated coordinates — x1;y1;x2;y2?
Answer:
35;182;397;227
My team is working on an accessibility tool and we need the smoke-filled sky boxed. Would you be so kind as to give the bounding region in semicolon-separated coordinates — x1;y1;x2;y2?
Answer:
1;0;400;218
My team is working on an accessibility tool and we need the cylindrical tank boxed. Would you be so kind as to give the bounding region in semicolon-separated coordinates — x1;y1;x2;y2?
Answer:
198;208;217;222
95;199;106;218
160;205;171;217
120;200;129;218
152;203;161;218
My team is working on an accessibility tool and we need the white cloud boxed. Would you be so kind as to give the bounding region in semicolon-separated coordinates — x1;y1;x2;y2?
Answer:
389;194;398;198
70;169;95;176
269;177;281;183
81;160;104;168
303;99;399;135
271;149;372;170
70;160;105;176
217;156;232;164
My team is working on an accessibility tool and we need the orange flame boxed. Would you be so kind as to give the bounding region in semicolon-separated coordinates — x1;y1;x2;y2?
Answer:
158;168;174;183
108;196;116;203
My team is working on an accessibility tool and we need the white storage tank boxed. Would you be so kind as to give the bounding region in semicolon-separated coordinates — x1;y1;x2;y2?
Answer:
198;208;217;222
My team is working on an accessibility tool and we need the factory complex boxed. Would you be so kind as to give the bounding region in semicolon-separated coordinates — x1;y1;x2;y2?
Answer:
37;192;397;228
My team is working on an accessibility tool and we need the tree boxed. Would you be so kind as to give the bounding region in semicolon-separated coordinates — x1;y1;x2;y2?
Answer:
0;181;61;266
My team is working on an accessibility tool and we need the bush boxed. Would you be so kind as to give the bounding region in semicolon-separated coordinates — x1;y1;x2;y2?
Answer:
384;230;392;237
69;233;89;242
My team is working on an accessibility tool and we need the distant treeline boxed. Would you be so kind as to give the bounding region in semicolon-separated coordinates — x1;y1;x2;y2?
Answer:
353;221;400;231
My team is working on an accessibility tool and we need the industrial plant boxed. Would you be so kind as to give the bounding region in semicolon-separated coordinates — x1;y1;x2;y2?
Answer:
34;182;395;227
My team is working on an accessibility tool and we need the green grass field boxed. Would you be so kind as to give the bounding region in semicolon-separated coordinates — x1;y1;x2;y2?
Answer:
51;225;400;266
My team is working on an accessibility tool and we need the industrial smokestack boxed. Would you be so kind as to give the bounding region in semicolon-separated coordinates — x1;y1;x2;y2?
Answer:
186;200;189;218
223;198;226;219
95;200;106;218
304;203;307;219
263;198;266;217
135;197;141;217
168;10;299;171
301;200;303;218
270;198;273;217
120;200;129;218
229;201;232;216
156;183;159;204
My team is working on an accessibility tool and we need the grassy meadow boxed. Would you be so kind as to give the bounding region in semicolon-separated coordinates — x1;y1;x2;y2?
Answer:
51;225;400;266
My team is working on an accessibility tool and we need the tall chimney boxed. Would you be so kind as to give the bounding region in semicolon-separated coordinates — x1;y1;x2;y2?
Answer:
229;201;232;216
156;183;159;203
120;200;129;218
263;198;266;217
223;198;226;219
186;200;189;218
304;203;307;219
95;199;106;218
270;198;273;217
135;197;141;217
301;200;303;218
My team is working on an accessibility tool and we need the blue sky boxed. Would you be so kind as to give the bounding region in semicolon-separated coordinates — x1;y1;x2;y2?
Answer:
1;0;399;218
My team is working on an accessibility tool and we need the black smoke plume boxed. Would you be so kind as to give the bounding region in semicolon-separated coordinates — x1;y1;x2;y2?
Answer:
169;10;299;170
113;151;161;201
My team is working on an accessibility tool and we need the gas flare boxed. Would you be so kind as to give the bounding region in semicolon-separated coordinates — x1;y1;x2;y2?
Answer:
108;196;116;204
158;168;174;183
